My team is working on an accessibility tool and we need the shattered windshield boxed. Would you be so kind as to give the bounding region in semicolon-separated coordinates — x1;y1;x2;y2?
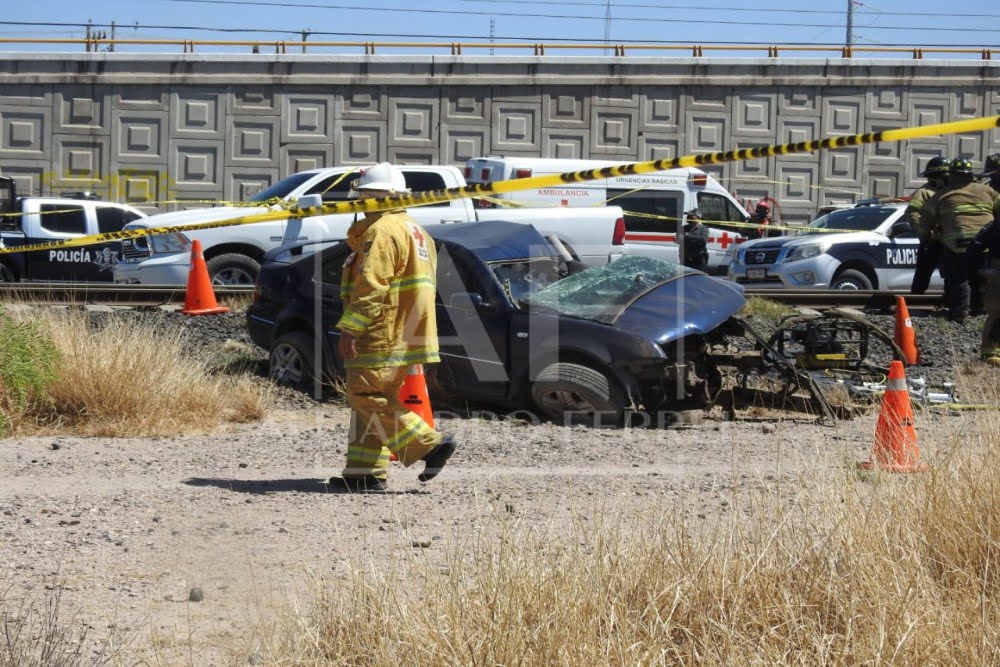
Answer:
522;255;694;324
796;206;898;236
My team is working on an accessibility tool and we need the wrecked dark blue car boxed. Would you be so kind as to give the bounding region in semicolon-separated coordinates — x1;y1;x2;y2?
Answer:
246;221;747;424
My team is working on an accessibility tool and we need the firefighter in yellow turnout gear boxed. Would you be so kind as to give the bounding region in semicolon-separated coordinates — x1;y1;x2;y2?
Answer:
330;163;456;493
922;157;1000;322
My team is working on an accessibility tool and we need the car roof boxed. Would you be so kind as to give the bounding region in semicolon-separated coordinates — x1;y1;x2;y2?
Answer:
427;221;557;262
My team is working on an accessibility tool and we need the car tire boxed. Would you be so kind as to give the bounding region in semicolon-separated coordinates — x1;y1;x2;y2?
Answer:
832;269;873;291
530;362;627;426
0;262;15;283
269;331;321;387
207;253;260;286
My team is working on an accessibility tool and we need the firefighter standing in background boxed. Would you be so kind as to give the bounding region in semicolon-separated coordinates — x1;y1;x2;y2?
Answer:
982;153;1000;192
330;162;457;493
908;156;950;295
681;209;710;272
969;218;1000;365
747;202;773;240
922;157;1000;323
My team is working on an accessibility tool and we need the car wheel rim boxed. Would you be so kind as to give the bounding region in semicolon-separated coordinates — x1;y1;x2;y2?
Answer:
834;280;861;291
270;344;304;384
212;268;255;286
538;389;597;414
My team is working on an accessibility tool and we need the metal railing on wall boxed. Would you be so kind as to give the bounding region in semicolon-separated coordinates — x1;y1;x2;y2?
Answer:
0;37;995;59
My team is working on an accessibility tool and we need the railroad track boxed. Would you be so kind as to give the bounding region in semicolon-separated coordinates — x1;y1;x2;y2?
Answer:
0;283;943;311
0;283;254;306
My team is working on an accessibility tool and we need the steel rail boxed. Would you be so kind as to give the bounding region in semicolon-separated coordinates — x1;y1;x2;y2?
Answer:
0;284;942;310
0;283;253;306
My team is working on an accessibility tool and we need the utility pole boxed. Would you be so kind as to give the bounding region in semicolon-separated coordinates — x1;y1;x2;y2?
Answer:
301;29;310;53
846;0;855;46
489;18;495;56
108;20;116;52
604;0;612;55
85;19;92;52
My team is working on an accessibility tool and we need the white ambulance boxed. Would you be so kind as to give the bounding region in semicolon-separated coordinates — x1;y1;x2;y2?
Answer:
464;156;752;274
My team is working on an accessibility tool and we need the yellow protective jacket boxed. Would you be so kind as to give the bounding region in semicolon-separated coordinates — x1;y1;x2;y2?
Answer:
905;184;940;240
923;181;1000;253
336;210;439;368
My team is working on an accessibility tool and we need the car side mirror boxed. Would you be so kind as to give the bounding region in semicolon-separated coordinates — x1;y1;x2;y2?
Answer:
889;221;913;237
448;292;487;310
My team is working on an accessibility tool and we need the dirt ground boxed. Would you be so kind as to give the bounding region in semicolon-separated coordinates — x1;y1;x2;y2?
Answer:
0;395;976;665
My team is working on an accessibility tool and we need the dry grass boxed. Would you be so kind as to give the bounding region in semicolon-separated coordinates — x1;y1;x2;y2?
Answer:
741;295;794;321
254;372;1000;666
7;309;271;437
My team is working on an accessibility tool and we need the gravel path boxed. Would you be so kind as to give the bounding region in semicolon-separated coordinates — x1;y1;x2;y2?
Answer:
0;304;991;664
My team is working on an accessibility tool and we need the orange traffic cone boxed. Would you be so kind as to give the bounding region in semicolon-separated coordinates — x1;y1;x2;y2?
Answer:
894;296;919;365
399;364;434;428
859;360;926;473
181;240;229;316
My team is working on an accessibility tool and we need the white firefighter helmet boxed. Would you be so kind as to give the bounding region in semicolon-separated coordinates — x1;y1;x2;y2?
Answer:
351;162;409;194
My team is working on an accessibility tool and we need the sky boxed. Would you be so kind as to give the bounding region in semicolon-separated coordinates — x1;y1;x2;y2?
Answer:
1;0;998;56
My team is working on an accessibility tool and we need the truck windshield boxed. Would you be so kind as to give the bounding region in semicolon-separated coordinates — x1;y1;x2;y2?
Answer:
247;173;316;202
797;206;898;236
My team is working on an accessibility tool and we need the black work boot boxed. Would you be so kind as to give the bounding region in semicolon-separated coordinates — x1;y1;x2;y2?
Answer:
418;436;457;483
327;474;388;493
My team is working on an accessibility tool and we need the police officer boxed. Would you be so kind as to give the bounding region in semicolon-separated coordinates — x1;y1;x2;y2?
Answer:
907;156;949;295
681;209;710;272
330;162;456;493
969;218;1000;365
922;157;1000;322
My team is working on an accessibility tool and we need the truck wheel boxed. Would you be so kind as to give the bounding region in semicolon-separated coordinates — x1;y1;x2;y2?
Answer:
530;362;627;426
0;263;15;283
269;331;321;387
832;269;873;291
207;254;260;286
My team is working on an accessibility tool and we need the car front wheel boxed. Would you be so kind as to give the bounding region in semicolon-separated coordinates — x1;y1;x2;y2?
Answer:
530;362;627;426
269;331;320;387
832;268;873;290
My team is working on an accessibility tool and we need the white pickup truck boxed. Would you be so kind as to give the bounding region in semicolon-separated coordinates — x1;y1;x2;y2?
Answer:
114;165;626;286
0;176;146;282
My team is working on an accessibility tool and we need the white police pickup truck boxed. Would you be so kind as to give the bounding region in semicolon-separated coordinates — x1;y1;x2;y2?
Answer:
0;176;146;282
727;201;942;290
114;165;626;286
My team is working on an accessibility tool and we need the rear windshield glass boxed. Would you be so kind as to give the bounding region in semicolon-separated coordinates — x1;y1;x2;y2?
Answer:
797;206;898;235
525;255;692;324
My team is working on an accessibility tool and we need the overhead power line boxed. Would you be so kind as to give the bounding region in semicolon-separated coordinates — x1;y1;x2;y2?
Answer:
1;20;997;45
454;0;1000;18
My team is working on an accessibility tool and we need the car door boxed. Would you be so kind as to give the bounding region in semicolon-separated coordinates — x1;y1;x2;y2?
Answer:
89;205;144;280
433;244;512;403
880;220;927;290
311;245;352;375
612;189;684;263
24;202;92;281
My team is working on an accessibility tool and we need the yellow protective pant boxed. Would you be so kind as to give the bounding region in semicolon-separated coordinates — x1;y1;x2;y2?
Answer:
982;262;1000;359
343;365;443;480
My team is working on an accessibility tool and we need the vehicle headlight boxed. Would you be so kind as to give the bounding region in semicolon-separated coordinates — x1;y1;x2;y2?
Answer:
148;232;193;254
784;243;827;263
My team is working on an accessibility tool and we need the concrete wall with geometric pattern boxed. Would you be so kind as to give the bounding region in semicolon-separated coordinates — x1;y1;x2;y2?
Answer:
1;53;998;224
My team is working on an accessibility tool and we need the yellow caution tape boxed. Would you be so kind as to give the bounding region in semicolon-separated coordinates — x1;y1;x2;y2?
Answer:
2;114;997;257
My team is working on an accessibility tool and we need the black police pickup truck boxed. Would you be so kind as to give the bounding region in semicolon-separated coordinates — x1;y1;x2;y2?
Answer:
0;176;146;282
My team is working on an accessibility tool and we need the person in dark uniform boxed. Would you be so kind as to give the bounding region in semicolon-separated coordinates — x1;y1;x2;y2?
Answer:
982;153;1000;193
908;156;949;295
969;218;1000;365
681;208;710;272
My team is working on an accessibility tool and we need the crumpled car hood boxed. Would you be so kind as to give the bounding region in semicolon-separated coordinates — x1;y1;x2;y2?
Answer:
528;255;746;345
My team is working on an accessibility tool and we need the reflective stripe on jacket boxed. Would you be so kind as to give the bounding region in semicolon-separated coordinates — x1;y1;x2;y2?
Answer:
905;185;939;240
924;182;1000;253
336;210;439;368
